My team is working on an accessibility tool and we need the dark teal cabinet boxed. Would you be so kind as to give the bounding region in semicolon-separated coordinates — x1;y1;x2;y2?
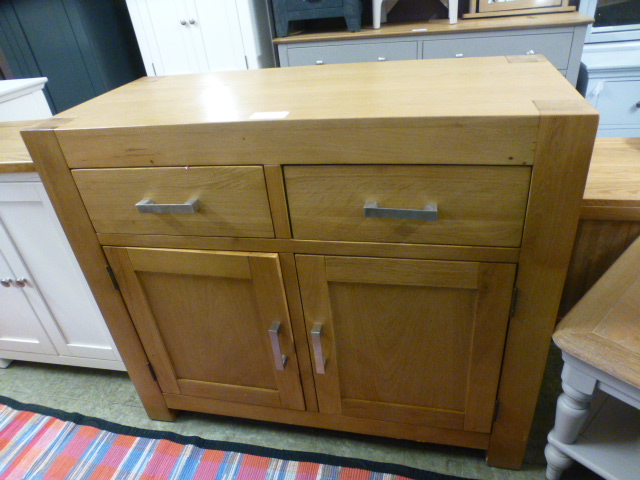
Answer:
0;0;144;113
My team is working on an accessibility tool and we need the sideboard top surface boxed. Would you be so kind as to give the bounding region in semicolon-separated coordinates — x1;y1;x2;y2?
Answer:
273;12;593;44
50;56;590;132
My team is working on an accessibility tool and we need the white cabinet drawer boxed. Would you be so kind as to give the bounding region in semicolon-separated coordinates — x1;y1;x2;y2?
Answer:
285;41;418;66
595;80;640;126
422;32;573;70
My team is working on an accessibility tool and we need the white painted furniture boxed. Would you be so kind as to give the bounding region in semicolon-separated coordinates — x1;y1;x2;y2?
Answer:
0;120;124;371
372;0;458;29
0;172;125;371
545;235;640;480
275;12;591;86
577;42;640;137
0;78;50;122
125;0;275;76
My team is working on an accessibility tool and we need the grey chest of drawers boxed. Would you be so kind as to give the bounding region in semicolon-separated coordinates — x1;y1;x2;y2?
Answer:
275;12;592;86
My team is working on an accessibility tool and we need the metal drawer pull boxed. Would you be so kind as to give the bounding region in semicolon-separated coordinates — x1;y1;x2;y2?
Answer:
636;101;640;108
364;201;438;221
311;324;326;374
315;60;324;65
268;322;287;371
1;278;12;287
527;50;535;55
136;198;200;214
14;278;27;288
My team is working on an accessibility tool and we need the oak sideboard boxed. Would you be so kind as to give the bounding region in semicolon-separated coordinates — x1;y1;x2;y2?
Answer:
21;56;598;469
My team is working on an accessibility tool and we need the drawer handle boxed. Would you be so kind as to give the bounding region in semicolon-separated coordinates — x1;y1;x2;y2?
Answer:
364;201;438;221
135;198;200;214
268;321;287;371
1;278;12;288
527;50;535;55
311;324;326;374
315;60;324;65
636;101;640;108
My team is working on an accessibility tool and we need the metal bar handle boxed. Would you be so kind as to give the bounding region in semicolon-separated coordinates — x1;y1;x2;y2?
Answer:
268;322;287;371
311;324;326;374
136;198;200;214
364;201;438;221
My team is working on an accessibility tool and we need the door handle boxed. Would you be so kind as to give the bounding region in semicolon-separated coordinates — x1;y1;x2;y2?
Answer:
311;324;326;374
268;322;287;371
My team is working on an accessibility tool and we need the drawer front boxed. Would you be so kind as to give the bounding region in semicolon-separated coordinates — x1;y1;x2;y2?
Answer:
287;0;342;11
422;33;572;70
285;41;418;66
73;166;274;238
595;80;640;126
285;165;531;247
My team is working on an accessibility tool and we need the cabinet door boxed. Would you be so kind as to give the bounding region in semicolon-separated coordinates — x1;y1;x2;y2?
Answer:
105;247;306;410
0;182;121;364
0;224;57;356
135;0;203;75
190;0;247;71
297;255;516;433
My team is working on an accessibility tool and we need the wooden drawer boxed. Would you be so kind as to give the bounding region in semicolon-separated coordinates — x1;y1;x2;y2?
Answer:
285;41;418;66
285;165;531;247
73;166;274;238
286;0;342;11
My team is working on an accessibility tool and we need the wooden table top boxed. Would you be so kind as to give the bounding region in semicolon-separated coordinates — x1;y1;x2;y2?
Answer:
581;138;640;221
0;121;37;174
52;56;589;132
555;233;640;389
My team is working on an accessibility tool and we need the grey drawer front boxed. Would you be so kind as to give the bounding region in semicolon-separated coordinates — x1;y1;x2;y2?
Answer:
596;80;640;126
287;0;342;11
422;32;572;70
286;41;418;66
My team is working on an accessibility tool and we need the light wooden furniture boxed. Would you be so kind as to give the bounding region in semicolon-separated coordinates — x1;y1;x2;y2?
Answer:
465;0;574;19
560;138;640;317
125;0;275;76
21;56;598;470
274;12;591;86
0;122;123;370
546;234;640;480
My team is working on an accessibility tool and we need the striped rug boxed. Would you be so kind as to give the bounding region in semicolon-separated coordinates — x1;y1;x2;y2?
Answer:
0;396;466;480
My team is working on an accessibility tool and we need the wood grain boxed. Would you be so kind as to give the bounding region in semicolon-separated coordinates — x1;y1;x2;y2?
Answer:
264;165;292;239
72;166;274;238
555;235;640;390
285;165;531;247
0;121;37;174
486;100;598;468
20;123;175;421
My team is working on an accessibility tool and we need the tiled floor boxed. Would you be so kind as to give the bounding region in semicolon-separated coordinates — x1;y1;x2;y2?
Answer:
0;345;601;480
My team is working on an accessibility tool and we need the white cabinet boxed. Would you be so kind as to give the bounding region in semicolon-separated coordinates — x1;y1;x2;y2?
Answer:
126;0;275;76
577;41;640;137
0;173;125;370
0;78;51;122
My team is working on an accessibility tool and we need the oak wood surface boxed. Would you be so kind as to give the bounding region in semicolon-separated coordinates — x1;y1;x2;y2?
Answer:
49;58;588;170
104;247;306;411
560;138;640;316
285;165;531;248
273;12;592;44
297;254;515;434
0;121;37;173
20;122;175;421
555;235;640;389
163;393;491;449
72;166;274;238
486;100;598;468
95;234;522;263
21;57;598;469
263;165;292;239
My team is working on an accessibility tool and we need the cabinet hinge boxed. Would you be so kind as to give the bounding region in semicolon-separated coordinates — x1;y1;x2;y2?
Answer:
510;286;519;318
148;363;158;382
106;265;119;291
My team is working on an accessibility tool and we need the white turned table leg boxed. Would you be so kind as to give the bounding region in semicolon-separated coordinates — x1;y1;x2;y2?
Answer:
372;0;384;29
545;362;598;479
544;443;574;480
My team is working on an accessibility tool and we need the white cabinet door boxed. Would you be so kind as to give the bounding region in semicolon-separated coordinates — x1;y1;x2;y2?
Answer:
126;0;274;76
0;180;124;369
0;227;57;356
191;0;247;72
